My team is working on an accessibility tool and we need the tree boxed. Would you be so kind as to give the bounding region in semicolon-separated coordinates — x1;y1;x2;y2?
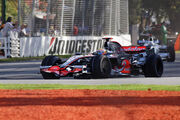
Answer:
164;0;180;32
129;0;180;32
142;0;180;32
0;0;18;23
129;0;142;25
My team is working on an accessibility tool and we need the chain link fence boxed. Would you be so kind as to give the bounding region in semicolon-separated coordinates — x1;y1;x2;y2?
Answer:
19;0;129;37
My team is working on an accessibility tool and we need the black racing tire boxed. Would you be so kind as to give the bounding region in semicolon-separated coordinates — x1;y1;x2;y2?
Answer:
41;56;62;66
41;56;61;79
143;54;163;77
167;45;175;62
92;55;112;78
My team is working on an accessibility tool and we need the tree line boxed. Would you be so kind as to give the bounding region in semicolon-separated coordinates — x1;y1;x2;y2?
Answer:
129;0;180;32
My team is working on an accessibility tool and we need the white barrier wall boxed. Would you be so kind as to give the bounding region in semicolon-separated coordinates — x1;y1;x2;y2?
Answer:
20;37;51;57
9;32;20;57
20;35;131;57
103;35;132;46
0;31;20;58
0;37;9;58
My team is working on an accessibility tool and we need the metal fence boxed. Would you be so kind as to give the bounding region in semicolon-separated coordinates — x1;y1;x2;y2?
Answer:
19;0;129;37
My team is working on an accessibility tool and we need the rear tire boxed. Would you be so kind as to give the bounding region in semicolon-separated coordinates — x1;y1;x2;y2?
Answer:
143;54;163;77
41;56;61;79
92;55;112;78
167;45;175;62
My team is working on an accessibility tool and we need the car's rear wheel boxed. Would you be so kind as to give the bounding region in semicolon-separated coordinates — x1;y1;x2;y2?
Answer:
143;54;163;77
41;56;61;79
92;55;112;78
167;45;175;62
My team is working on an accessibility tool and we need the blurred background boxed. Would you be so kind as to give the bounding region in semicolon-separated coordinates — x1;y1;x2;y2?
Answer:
0;0;180;58
0;0;129;37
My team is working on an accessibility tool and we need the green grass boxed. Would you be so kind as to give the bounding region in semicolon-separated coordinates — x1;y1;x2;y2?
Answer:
176;51;180;53
0;55;71;63
0;84;180;91
0;51;179;63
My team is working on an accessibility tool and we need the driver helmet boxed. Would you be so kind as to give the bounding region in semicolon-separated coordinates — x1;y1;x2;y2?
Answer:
102;37;113;50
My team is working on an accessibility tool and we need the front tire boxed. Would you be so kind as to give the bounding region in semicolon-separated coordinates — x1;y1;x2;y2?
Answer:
41;56;61;79
92;55;112;78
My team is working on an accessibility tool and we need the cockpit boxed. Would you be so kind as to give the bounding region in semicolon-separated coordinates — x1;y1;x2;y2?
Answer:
102;37;123;53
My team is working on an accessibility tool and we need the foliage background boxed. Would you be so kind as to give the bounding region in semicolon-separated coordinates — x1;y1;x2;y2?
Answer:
129;0;180;32
0;0;18;22
0;0;180;32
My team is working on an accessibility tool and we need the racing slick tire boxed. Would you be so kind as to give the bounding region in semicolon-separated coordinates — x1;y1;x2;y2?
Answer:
41;56;62;79
92;55;112;78
167;45;175;62
143;54;163;77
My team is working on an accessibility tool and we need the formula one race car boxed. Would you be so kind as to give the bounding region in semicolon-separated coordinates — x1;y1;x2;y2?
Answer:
40;37;163;79
139;31;176;62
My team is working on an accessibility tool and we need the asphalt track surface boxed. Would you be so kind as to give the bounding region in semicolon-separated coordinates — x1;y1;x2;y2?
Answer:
0;53;180;85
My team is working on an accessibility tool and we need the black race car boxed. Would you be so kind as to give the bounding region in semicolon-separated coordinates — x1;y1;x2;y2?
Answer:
40;37;163;79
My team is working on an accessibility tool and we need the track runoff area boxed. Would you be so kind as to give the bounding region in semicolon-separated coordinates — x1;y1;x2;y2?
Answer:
0;53;179;85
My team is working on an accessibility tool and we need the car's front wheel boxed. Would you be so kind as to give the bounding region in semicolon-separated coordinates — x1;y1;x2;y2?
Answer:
41;56;61;79
92;55;112;78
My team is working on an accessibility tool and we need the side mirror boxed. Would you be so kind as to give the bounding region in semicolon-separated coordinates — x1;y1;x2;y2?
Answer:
137;40;146;46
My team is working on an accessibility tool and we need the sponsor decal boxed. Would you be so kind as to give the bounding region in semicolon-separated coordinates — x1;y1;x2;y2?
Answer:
49;37;56;47
121;59;130;74
122;46;146;52
48;38;104;55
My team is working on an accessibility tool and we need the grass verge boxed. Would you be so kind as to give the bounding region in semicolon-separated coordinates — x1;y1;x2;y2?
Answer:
0;55;71;63
0;84;180;91
0;52;180;63
176;51;180;53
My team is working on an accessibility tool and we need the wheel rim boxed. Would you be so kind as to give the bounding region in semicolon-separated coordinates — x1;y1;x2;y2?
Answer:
101;58;111;75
